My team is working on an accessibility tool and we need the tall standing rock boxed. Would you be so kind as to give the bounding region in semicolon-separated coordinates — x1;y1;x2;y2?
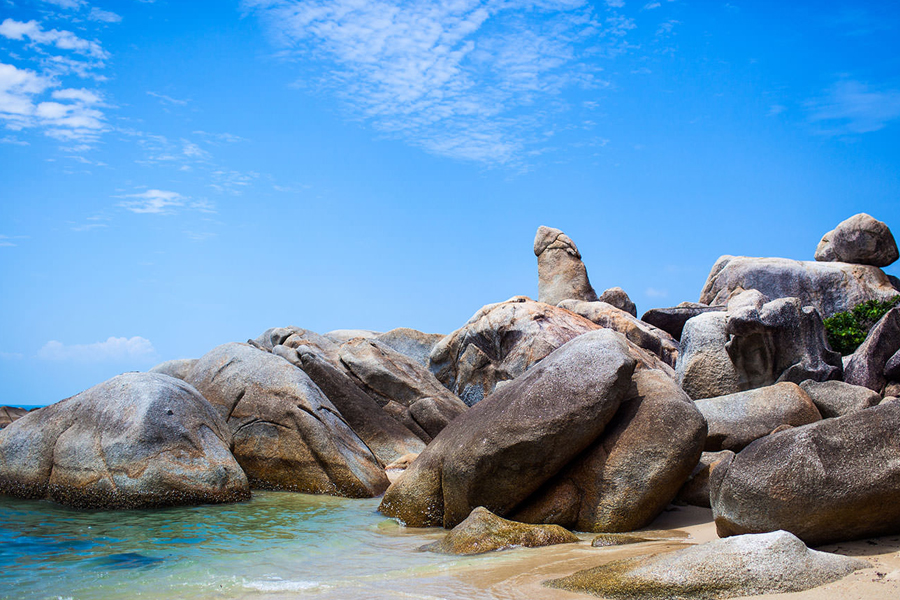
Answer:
815;213;899;267
0;373;249;509
843;307;900;393
186;343;389;497
534;226;598;306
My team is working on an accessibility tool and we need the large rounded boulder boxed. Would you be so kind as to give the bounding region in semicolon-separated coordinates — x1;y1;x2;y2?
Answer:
0;373;249;509
710;401;900;545
816;213;898;267
186;343;389;497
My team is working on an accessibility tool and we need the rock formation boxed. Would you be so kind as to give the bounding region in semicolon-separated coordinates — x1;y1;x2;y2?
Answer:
0;406;28;429
149;358;198;381
534;226;598;306
374;327;445;367
597;286;637;316
677;450;735;508
843;307;900;392
0;373;249;509
641;302;725;341
816;213;899;267
799;379;881;418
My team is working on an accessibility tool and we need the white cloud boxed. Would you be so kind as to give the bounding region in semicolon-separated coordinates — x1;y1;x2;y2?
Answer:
52;87;101;104
40;0;86;9
147;91;188;106
89;8;122;23
243;0;635;165
0;19;108;60
117;189;186;214
808;80;900;134
645;287;669;298
38;336;156;362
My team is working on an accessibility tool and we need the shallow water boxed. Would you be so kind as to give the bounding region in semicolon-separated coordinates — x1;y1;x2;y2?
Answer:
0;491;562;600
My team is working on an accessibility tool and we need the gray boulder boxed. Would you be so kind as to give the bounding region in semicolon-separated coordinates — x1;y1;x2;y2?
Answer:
186;343;389;497
800;379;881;418
558;299;678;369
511;369;706;532
534;226;598;306
325;329;380;343
676;450;735;508
676;312;741;400
374;327;445;367
695;383;821;452
710;401;900;545
338;338;467;438
380;330;638;528
546;530;868;600
816;213;898;267
844;307;900;392
420;507;578;555
597;286;637;317
149;358;197;381
0;373;249;509
251;326;342;367
429;296;600;406
641;302;725;341
699;255;898;318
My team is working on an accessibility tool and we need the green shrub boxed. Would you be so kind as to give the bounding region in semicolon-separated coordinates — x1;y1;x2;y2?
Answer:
824;296;900;355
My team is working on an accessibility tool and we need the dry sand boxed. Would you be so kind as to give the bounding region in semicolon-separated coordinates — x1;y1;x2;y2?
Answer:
433;505;900;600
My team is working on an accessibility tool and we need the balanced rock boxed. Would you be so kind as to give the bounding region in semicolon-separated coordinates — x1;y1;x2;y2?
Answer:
699;255;898;318
512;369;706;532
380;329;638;528
0;373;249;509
429;296;599;406
799;379;881;418
558;299;678;369
695;383;821;453
534;226;598;306
149;358;197;381
641;302;725;341
711;401;900;545
597;286;637;317
676;312;741;400
844;307;900;392
295;348;426;465
338;338;467;438
0;406;28;429
374;327;444;367
676;450;735;508
546;530;868;600
816;213;898;267
186;343;389;497
420;507;578;555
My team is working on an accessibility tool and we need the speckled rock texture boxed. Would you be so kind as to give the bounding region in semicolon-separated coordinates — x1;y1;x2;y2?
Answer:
676;312;741;400
676;450;735;508
816;213;898;267
695;383;821;452
699;255;898;318
546;530;868;599
597;286;637;317
186;342;389;498
374;327;445;367
0;373;249;509
642;303;725;341
843;307;900;393
419;507;578;555
149;358;198;381
710;401;900;545
799;379;881;418
534;225;598;306
0;406;28;429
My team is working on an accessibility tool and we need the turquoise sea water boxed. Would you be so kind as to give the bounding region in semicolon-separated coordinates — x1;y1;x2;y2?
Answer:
0;491;541;600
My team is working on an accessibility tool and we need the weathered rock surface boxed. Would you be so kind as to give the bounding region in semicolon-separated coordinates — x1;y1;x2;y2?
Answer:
641;303;725;341
149;358;197;381
420;507;578;555
0;406;28;429
0;373;249;509
534;226;598;306
429;296;600;406
591;533;653;547
676;312;741;400
512;369;706;532
677;450;735;508
338;338;467;438
695;383;821;452
597;287;637;317
295;348;426;465
844;307;900;392
799;379;881;418
374;328;444;367
710;401;900;545
186;343;389;497
380;330;638;528
546;530;868;600
251;326;342;367
885;349;900;381
816;213;899;267
699;255;899;318
325;329;380;343
724;292;842;387
558;299;678;369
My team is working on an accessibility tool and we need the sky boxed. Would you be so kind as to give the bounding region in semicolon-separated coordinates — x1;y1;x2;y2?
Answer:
1;0;899;406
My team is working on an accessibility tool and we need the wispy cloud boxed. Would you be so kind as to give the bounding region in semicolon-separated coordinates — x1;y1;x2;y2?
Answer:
0;19;108;60
147;91;188;106
808;79;900;135
117;189;185;214
38;336;156;362
89;8;122;23
243;0;637;165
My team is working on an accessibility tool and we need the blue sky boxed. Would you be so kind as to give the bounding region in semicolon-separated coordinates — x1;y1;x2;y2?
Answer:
1;0;899;406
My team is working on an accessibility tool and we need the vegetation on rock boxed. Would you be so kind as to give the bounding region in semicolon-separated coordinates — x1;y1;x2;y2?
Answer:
824;296;900;355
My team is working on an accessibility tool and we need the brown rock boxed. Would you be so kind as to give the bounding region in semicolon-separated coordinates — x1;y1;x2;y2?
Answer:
149;358;198;381
799;379;881;418
676;450;735;508
534;225;598;306
816;213;899;267
375;327;445;367
597;286;637;317
0;406;28;429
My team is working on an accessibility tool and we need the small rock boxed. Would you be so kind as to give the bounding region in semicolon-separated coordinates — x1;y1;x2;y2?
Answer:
597;287;637;317
591;533;653;547
641;303;726;341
